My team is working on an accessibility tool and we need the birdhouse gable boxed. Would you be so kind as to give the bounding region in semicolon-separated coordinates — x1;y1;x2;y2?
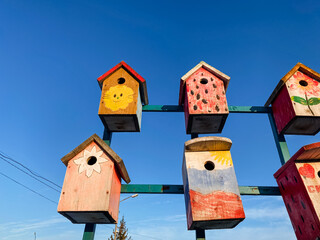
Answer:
97;61;148;105
179;61;230;105
265;63;320;107
61;134;130;183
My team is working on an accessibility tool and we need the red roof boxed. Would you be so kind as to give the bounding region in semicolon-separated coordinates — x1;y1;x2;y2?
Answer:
97;61;148;105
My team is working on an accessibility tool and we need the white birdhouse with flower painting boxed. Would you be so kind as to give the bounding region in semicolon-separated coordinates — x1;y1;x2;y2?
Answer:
265;63;320;135
57;134;130;224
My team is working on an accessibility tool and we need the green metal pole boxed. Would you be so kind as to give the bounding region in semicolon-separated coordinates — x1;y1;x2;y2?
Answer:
82;223;96;240
196;229;205;240
268;112;291;165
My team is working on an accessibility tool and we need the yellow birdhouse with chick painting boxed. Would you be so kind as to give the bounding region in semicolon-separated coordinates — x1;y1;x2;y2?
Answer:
97;61;149;132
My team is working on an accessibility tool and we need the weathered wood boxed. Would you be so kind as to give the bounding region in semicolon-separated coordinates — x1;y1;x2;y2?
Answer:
60;134;130;183
98;61;148;132
179;61;230;134
182;137;245;230
266;63;320;135
185;137;232;152
274;142;320;240
58;134;130;224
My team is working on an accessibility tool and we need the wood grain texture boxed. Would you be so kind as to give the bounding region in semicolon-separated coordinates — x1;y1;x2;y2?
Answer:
182;141;244;230
274;142;320;240
181;65;229;133
61;134;130;183
58;142;121;223
185;136;232;152
97;61;148;105
179;61;230;106
265;62;320;106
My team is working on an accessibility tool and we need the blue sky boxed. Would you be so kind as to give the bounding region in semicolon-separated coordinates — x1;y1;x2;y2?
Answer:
0;0;320;239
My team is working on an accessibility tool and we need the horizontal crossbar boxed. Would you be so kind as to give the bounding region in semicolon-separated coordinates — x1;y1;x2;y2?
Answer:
142;105;271;113
121;184;280;196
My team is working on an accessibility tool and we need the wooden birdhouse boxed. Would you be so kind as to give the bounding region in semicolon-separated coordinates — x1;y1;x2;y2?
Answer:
274;142;320;240
57;134;130;224
182;137;245;230
178;61;230;134
265;63;320;135
97;61;149;132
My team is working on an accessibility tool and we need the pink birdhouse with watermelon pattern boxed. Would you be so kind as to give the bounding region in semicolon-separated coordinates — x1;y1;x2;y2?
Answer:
274;142;320;240
179;61;230;134
265;63;320;135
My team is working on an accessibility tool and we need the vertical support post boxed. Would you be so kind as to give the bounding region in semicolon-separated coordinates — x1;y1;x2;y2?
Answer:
268;113;290;165
82;128;112;240
82;223;96;240
196;229;205;240
191;133;199;139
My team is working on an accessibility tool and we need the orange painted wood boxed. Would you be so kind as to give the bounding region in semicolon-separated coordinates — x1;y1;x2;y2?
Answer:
58;135;130;224
98;66;143;132
182;137;245;230
274;142;320;240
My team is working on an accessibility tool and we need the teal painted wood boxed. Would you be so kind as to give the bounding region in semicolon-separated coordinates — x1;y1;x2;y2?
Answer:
142;105;271;113
103;128;112;146
268;113;291;165
196;229;205;240
82;224;96;240
121;184;280;195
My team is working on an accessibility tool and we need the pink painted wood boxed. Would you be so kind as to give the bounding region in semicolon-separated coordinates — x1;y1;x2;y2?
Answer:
58;142;122;224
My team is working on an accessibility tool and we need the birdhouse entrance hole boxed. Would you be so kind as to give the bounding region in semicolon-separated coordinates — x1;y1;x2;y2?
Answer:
117;77;126;84
87;156;97;165
204;161;215;171
318;171;320;178
200;78;208;85
299;80;308;87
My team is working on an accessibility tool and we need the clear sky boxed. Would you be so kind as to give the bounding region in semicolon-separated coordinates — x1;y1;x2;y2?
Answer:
0;0;320;239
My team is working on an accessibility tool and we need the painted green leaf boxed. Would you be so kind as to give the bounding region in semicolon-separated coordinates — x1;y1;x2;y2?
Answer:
291;96;308;105
308;98;320;105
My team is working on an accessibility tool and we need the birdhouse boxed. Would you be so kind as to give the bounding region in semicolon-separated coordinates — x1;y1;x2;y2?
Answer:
265;63;320;135
182;137;245;230
57;134;130;224
274;142;320;240
178;61;230;134
97;61;149;132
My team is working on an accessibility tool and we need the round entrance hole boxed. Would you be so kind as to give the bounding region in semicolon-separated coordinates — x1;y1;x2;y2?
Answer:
118;77;126;84
200;78;208;85
204;161;215;171
318;171;320;178
299;80;308;87
87;156;97;165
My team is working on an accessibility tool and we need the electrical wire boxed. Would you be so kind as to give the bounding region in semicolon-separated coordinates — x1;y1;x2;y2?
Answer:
0;171;58;204
0;151;62;190
0;155;61;193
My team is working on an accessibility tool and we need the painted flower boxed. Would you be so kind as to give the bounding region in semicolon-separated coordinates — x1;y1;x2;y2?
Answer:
103;85;134;111
74;146;108;177
288;71;320;96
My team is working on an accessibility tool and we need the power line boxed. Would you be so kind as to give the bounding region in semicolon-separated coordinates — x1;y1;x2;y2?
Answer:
0;171;58;204
0;151;62;190
0;155;61;193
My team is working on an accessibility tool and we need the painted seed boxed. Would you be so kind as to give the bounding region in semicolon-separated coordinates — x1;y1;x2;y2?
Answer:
202;99;208;104
201;73;204;76
215;105;220;112
191;90;194;95
193;78;196;82
211;78;213;81
208;109;211;112
196;93;200;100
205;89;208;94
194;105;198;110
216;95;220;100
196;85;199;89
225;108;228;111
213;83;217;88
222;91;225;95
